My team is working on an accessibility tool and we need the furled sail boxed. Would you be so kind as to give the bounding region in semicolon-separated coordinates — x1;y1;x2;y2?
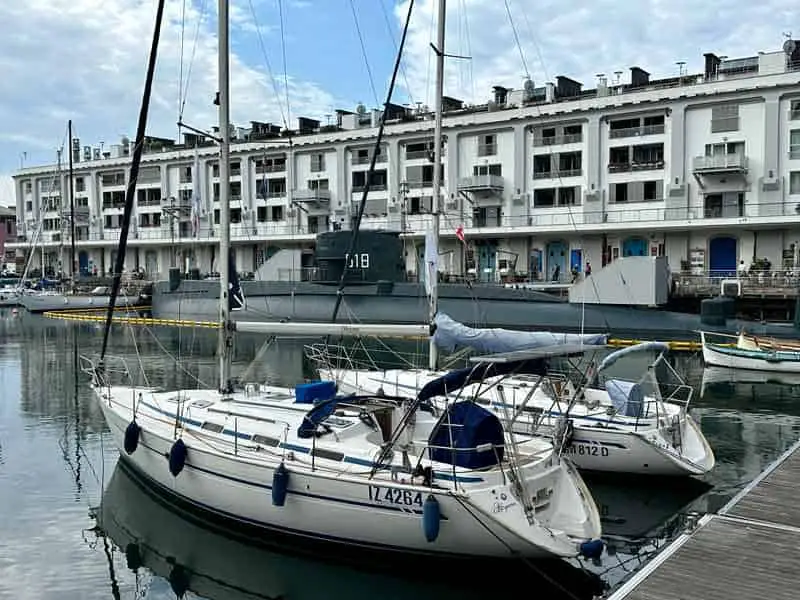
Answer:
432;312;607;354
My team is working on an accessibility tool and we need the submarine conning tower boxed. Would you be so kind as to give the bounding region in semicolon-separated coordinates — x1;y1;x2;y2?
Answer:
314;230;405;285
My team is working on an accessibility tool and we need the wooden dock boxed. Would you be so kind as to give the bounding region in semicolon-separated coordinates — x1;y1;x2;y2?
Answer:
607;437;800;600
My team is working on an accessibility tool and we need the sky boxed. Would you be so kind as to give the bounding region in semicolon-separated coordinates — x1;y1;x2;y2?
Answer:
1;0;799;207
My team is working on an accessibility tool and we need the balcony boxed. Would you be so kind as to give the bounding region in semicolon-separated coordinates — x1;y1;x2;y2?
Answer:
457;175;504;193
609;124;665;139
293;189;332;203
533;133;583;146
60;206;91;224
352;154;387;165
692;153;748;173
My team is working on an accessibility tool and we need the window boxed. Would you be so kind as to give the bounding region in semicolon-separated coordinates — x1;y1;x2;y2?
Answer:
790;172;800;195
472;164;502;176
558;186;579;206
533;155;552;178
308;178;329;191
711;104;739;133
611;182;628;203
790;130;800;159
791;100;800;120
643;180;659;201
705;141;744;156
558;152;582;176
533;188;556;208
310;153;325;172
478;134;496;157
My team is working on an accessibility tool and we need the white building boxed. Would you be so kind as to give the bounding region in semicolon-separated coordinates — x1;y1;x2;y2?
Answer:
10;42;800;282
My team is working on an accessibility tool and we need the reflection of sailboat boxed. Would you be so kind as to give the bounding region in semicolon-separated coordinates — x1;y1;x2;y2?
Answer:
584;475;710;550
94;461;606;600
701;365;800;397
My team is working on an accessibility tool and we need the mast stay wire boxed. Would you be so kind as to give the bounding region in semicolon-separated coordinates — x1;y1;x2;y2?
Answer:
277;0;292;129
247;0;291;131
177;0;210;126
378;0;417;107
347;0;380;108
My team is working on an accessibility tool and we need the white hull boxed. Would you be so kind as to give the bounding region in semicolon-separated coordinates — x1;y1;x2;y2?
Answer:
326;369;714;477
19;292;117;313
700;332;800;374
93;383;602;559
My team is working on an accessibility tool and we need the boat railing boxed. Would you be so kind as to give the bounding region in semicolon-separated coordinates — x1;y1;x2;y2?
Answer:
79;353;141;389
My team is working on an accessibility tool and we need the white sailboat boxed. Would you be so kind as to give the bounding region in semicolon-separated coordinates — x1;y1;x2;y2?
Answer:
322;336;715;477
83;0;603;561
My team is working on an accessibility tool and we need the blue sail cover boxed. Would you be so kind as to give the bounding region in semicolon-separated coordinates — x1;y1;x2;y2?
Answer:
417;359;548;404
432;313;607;354
428;401;505;469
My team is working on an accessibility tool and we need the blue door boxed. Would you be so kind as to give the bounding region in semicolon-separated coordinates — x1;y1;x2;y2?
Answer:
570;249;583;273
529;249;543;280
477;243;496;283
622;237;647;257
78;251;89;276
546;241;567;282
709;236;737;277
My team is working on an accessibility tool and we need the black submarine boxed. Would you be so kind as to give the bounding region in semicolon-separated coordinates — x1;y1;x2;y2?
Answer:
150;229;800;343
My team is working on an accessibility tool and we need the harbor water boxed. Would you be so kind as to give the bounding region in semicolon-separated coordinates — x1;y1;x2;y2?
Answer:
1;311;800;599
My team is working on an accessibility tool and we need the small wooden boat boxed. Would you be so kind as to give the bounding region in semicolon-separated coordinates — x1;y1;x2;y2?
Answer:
700;331;800;373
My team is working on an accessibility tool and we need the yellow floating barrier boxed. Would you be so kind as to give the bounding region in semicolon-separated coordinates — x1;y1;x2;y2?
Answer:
42;309;219;329
41;308;706;350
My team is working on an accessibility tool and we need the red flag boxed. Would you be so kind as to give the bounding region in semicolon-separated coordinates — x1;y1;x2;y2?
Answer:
455;225;465;243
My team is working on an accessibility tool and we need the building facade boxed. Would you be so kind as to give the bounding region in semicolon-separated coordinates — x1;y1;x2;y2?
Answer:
10;43;800;283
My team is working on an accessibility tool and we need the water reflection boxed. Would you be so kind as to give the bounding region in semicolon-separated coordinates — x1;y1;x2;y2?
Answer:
93;461;605;600
4;315;800;598
580;474;710;588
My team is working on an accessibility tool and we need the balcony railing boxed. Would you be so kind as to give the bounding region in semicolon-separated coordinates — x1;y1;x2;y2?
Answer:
533;169;582;180
692;153;748;172
294;188;332;202
533;133;583;146
457;175;504;192
352;154;388;165
608;124;665;139
673;269;800;299
351;184;388;193
608;160;665;173
11;200;800;249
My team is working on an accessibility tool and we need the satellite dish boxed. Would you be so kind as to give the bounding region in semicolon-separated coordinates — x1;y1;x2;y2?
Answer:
784;39;796;55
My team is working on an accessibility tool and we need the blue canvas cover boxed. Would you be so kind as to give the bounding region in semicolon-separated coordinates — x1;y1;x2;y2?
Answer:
606;379;644;418
428;401;505;469
297;398;339;438
432;312;607;354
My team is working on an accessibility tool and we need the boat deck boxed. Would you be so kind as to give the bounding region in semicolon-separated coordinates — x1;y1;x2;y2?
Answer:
606;437;800;600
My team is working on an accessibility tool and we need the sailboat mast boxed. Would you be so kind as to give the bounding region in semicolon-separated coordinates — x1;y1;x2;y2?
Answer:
68;120;76;285
428;0;446;371
217;0;233;393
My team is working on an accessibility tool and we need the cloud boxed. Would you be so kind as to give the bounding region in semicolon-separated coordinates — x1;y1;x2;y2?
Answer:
0;175;13;207
397;0;800;108
0;0;342;176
